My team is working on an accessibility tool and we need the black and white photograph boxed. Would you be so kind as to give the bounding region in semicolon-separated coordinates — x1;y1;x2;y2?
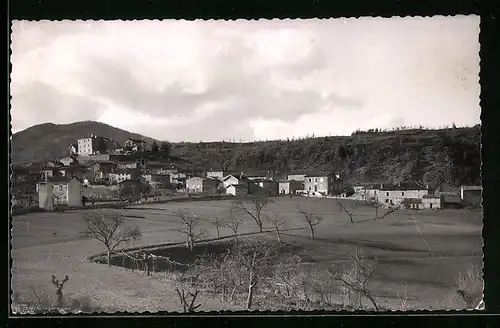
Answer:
10;16;483;313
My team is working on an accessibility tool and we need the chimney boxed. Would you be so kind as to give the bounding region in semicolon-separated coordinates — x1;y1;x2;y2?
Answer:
380;183;383;189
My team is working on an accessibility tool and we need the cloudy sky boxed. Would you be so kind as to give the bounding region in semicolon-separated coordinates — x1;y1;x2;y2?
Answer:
11;16;480;142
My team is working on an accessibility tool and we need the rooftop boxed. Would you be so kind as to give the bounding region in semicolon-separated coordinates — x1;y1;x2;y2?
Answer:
39;176;80;184
422;194;441;199
227;184;248;188
461;185;483;191
127;138;147;144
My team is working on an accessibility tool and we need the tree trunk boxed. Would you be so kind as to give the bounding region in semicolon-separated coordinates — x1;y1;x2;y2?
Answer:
233;234;238;246
276;228;281;243
309;225;315;240
257;221;263;232
107;250;112;266
216;226;220;238
246;272;255;310
189;237;194;251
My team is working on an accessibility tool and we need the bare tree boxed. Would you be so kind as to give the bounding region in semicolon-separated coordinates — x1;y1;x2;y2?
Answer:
196;250;237;302
223;207;243;245
334;247;379;310
232;241;276;310
175;287;201;313
373;203;397;220
209;216;224;239
84;212;141;265
272;254;302;300
233;193;273;232
336;199;355;224
51;275;69;307
298;206;323;240
266;213;286;244
175;209;205;251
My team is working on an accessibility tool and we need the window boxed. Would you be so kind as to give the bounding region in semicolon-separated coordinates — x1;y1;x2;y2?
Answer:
386;192;389;196
308;186;311;191
385;199;389;203
59;185;63;191
402;192;405;196
315;178;318;182
309;178;312;182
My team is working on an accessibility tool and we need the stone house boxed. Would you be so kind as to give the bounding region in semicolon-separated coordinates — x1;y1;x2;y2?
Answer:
278;180;304;195
422;194;442;209
186;176;218;193
303;173;343;196
37;176;82;209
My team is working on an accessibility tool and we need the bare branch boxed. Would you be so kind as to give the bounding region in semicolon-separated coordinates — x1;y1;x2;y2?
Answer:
175;209;206;251
83;212;141;265
233;194;273;232
336;199;354;224
298;205;324;240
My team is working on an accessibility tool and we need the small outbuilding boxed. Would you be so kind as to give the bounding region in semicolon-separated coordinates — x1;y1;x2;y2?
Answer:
422;194;442;209
226;184;248;197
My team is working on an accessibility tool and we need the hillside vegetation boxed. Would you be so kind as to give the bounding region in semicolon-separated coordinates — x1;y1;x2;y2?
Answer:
11;121;160;164
11;121;481;188
170;125;481;188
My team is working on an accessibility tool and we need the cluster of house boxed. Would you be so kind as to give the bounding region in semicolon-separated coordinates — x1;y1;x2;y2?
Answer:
186;170;344;197
352;182;482;209
11;135;183;211
11;133;483;212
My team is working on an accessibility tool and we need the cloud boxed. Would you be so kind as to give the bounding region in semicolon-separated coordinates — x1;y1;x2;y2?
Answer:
10;17;480;141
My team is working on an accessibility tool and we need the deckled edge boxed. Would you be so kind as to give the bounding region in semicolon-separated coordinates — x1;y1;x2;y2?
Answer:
8;16;485;316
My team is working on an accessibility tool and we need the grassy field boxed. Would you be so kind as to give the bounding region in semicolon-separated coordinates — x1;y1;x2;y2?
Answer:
11;196;483;312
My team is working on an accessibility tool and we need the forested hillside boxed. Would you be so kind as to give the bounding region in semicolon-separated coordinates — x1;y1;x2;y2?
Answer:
171;125;481;188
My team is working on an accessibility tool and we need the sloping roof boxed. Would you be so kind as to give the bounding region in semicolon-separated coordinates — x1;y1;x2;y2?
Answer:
442;194;462;204
118;179;143;185
422;194;441;199
112;168;138;174
42;176;79;183
304;172;329;178
126;138;146;144
227;184;248;189
461;185;483;191
379;182;428;191
59;164;89;172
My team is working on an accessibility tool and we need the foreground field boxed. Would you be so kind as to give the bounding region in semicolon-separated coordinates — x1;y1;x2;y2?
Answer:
11;197;483;312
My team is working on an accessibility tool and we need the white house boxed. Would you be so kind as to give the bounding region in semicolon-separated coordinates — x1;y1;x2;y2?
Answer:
109;169;139;184
222;174;249;189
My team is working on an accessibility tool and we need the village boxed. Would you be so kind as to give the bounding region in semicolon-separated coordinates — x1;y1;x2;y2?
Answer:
11;133;483;214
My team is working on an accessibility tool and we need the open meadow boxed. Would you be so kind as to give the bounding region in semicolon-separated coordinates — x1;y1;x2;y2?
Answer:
11;196;483;312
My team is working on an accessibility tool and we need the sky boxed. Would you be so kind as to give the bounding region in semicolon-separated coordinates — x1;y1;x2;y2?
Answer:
10;16;480;142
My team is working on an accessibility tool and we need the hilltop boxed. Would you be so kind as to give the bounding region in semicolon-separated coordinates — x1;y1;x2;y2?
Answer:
11;121;161;164
11;121;481;188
